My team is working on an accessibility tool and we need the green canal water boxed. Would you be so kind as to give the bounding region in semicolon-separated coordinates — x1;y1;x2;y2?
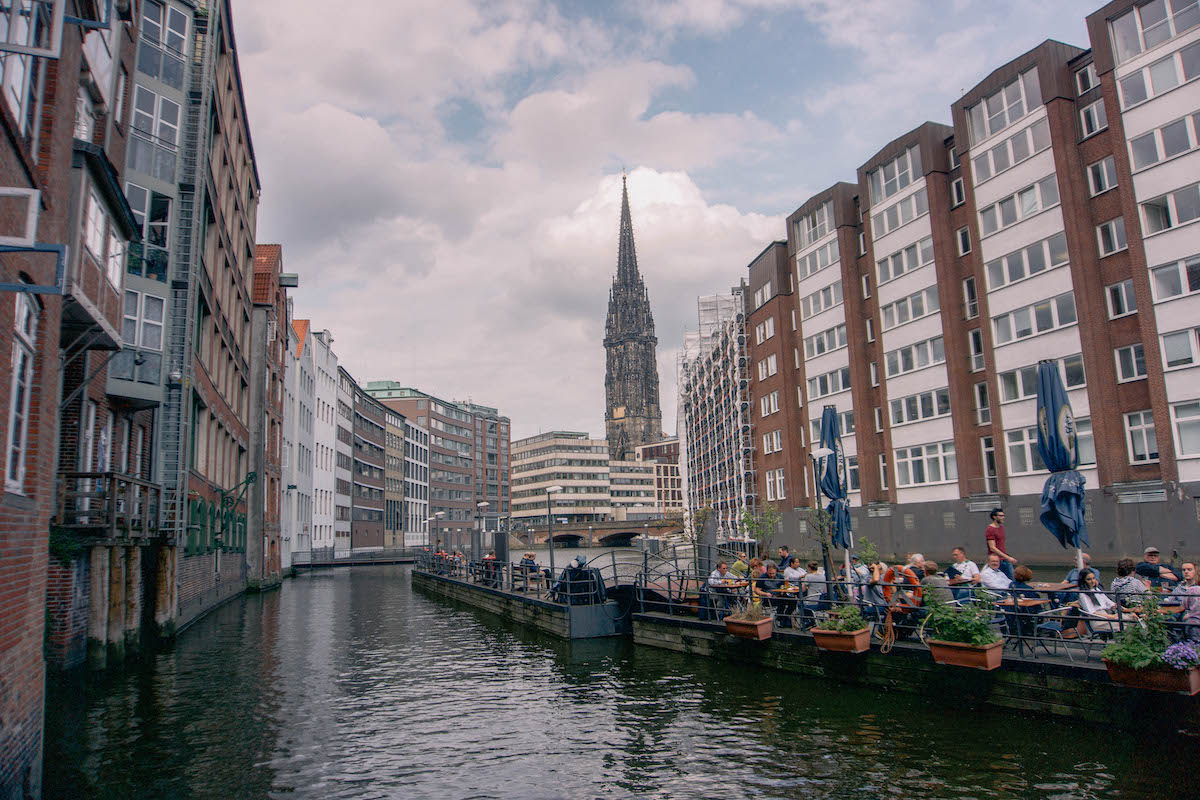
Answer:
45;565;1199;799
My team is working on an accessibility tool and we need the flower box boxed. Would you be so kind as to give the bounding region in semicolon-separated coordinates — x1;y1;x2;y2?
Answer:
812;627;871;653
1103;660;1200;695
928;639;1004;671
725;616;773;641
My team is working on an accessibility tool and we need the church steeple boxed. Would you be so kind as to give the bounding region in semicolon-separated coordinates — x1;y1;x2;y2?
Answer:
604;174;662;461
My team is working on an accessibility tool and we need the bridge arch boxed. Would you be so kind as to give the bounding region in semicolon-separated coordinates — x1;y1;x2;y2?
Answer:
597;531;639;547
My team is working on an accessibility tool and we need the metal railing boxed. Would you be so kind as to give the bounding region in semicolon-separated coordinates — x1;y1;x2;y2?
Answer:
57;471;162;538
634;570;1199;664
292;547;421;566
414;553;610;606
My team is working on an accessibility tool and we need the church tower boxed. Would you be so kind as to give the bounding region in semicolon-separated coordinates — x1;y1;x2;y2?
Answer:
604;175;663;461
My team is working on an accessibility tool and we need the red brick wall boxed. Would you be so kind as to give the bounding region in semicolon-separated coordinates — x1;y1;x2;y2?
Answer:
45;554;89;669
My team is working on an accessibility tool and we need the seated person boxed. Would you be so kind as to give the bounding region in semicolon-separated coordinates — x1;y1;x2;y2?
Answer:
706;560;739;615
1064;553;1102;589
1109;558;1150;607
729;552;749;577
906;553;926;580
755;562;797;628
1169;562;1200;642
1077;570;1138;634
1006;565;1042;636
783;556;806;583
946;547;979;601
919;561;954;606
1136;546;1180;588
975;553;1013;592
517;553;539;590
802;560;826;604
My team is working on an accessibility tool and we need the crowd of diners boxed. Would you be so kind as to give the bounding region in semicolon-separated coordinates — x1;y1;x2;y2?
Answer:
704;541;1200;646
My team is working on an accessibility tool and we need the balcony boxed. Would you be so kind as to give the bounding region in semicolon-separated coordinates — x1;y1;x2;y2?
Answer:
57;472;163;539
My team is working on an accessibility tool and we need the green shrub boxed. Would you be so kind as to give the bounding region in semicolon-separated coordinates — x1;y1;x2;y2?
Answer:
814;605;867;632
921;594;1000;646
1102;593;1170;669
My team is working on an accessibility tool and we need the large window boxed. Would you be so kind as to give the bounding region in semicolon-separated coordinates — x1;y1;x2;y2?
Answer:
125;183;170;282
1117;41;1200;108
998;355;1086;402
1112;0;1200;64
971;118;1051;184
1173;401;1200;457
1115;343;1148;381
138;0;189;89
967;67;1042;144
880;286;939;330
128;86;180;183
0;0;52;146
871;189;928;237
754;316;775;344
985;231;1068;290
1151;255;1200;300
799;280;842;319
868;145;923;205
894;442;957;487
890;387;951;426
1129;112;1200;170
1006;427;1046;475
1142;181;1200;235
6;293;38;493
803;323;847;359
979;175;1060;237
1161;327;1200;369
796;201;833;247
83;189;125;289
1088;156;1119;195
1107;278;1138;319
1097;218;1128;256
1080;99;1108;138
807;366;851;401
884;336;945;378
992;292;1077;345
877;235;934;284
796;238;840;279
1125;410;1159;463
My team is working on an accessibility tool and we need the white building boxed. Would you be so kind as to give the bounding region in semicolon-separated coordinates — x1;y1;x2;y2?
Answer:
282;317;316;566
311;328;339;553
403;419;430;547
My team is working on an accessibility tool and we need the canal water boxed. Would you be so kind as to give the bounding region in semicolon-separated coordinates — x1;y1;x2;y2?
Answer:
45;565;1199;800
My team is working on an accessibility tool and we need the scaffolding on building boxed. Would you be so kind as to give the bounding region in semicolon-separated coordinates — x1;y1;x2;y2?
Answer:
677;285;756;539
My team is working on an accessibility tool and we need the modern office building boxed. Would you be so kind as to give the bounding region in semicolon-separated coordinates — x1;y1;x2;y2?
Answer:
678;287;757;536
403;417;430;547
511;431;612;526
334;367;354;550
383;407;405;549
635;438;684;514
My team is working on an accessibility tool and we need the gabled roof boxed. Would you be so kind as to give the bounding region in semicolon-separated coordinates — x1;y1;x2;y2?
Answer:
292;319;310;357
252;243;282;304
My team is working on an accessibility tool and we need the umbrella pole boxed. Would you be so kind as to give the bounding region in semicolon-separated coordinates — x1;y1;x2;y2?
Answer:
1076;547;1084;573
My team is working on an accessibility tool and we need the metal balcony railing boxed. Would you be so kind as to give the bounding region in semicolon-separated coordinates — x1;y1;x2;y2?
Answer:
57;471;163;538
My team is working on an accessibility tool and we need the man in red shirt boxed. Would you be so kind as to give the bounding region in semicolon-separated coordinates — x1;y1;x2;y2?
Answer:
985;508;1016;580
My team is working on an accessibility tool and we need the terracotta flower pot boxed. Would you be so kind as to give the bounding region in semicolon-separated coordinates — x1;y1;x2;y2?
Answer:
812;627;871;653
1103;660;1200;695
725;616;773;640
927;638;1004;670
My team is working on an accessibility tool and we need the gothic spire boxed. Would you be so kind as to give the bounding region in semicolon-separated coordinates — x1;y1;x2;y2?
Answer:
616;173;640;285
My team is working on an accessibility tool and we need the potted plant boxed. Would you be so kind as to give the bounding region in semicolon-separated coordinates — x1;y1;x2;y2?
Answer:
812;605;870;653
724;597;773;640
920;595;1004;670
1102;595;1200;695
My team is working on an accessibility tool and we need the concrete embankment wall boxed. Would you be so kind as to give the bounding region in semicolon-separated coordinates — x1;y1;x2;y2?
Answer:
413;570;571;637
633;613;1200;731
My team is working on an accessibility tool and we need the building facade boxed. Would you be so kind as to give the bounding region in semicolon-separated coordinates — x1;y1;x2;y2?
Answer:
310;327;337;553
282;315;315;566
634;438;684;514
334;367;353;550
403;417;429;547
604;176;662;460
511;431;611;526
384;407;404;549
458;400;510;538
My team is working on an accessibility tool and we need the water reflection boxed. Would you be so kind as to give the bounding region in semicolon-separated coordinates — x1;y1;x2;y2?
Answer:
45;565;1197;800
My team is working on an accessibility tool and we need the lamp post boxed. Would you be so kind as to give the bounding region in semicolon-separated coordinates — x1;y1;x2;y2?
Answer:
546;486;563;582
808;446;836;590
426;511;444;552
474;501;489;562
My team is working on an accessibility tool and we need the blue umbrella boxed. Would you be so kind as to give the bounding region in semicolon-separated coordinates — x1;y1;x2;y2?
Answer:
1035;360;1088;569
818;406;853;584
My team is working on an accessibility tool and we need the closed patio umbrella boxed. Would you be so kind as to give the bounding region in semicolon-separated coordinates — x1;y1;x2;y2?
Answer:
1035;360;1088;571
818;405;853;593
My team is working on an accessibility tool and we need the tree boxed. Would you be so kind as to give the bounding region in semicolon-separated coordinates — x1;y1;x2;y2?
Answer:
686;506;713;546
741;503;782;558
804;506;838;596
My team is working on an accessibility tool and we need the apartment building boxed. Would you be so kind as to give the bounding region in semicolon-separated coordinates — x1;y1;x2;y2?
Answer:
740;2;1200;560
384;407;404;549
511;431;611;526
457;400;511;536
282;316;315;565
334;367;353;550
634;438;684;514
677;286;756;535
403;417;429;546
310;327;338;552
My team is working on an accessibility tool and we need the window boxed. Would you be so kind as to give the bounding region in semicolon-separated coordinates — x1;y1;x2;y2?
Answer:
1130;112;1200;170
871;188;928;237
1077;63;1098;94
956;227;971;256
1112;1;1200;64
894;442;957;487
949;146;960;169
889;387;951;426
998;356;1086;402
796;239;840;279
951;178;966;207
970;118;1052;183
1097;218;1128;255
1088;156;1118;195
1141;181;1200;234
761;430;783;455
757;355;780;381
885;336;945;378
803;323;847;359
968;328;985;372
979;175;1060;236
799;280;842;319
1006;427;1046;474
138;1;189;89
874;407;883;433
1162;327;1200;369
985;232;1068;290
125;183;170;282
754;316;775;344
760;390;780;418
128;86;180;182
865;318;875;342
83;189;125;290
963;277;978;319
74;86;95;142
0;1;51;145
861;275;870;299
1125;410;1159;463
807;366;852;400
1107;279;1138;319
868;145;923;205
752;281;773;309
1116;343;1148;381
1080;99;1107;137
870;362;879;386
1119;41;1200;108
975;382;991;425
1151;255;1200;300
879;453;889;490
880;286;939;330
796;201;833;247
847;456;860;492
877;236;934;283
857;232;866;256
992;292;1077;345
6;294;38;493
966;67;1041;144
1173;401;1200;457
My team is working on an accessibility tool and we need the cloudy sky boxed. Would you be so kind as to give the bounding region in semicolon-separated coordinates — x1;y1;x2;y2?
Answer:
235;0;1095;440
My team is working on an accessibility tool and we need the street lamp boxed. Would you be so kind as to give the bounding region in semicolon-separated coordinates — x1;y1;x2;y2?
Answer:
546;485;563;583
474;501;489;562
426;511;444;552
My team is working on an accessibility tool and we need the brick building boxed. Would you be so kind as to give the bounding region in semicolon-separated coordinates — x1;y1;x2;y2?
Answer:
735;1;1200;562
350;381;387;549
